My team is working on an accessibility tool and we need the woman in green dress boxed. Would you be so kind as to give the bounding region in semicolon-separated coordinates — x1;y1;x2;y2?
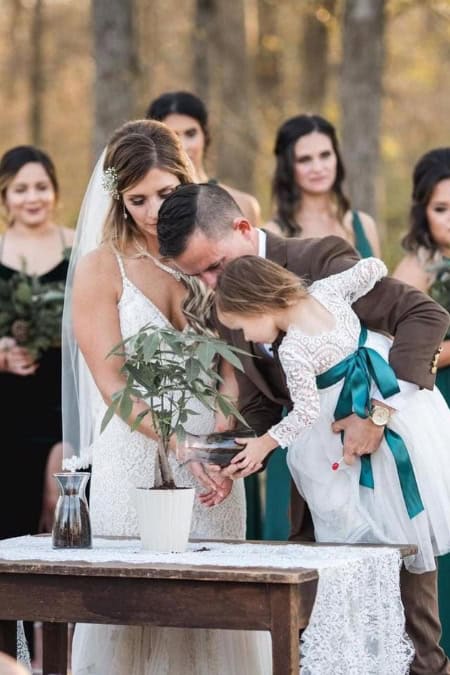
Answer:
263;114;381;540
394;146;450;656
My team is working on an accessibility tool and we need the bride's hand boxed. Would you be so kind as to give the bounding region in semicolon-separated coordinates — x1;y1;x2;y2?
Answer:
198;477;233;507
187;460;229;495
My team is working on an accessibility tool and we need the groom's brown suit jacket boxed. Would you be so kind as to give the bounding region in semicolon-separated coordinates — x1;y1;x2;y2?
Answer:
217;232;450;541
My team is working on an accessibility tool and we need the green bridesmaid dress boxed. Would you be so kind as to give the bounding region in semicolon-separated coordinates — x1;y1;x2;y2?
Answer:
436;366;450;655
431;258;450;655
258;211;373;541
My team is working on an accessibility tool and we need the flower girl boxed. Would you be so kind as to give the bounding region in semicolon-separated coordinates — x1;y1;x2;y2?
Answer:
215;255;450;574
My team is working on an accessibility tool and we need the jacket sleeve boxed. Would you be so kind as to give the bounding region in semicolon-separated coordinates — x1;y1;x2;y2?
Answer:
292;236;450;390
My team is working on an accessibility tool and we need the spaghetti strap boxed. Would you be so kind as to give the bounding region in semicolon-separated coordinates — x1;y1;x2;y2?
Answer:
352;210;373;258
115;253;127;280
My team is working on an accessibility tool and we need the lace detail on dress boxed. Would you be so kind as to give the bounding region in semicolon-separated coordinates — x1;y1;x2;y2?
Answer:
268;346;320;446
268;258;387;447
17;621;31;671
314;257;387;304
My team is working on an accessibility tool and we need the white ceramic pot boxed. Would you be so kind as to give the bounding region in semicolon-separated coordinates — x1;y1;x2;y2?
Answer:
132;486;195;553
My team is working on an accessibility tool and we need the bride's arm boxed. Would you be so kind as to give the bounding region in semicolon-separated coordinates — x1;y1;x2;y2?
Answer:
72;249;160;441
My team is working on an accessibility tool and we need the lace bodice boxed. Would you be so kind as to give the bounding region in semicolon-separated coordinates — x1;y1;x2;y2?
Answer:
89;255;245;540
269;258;387;446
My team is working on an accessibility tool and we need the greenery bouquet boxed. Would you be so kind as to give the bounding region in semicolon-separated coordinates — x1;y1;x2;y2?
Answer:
0;269;66;359
429;259;450;338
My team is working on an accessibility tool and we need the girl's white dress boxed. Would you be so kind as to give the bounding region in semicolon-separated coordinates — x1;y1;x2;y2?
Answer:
268;258;450;573
71;256;272;675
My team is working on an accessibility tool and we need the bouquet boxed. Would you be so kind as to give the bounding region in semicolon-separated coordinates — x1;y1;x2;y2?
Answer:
428;259;450;339
0;269;66;359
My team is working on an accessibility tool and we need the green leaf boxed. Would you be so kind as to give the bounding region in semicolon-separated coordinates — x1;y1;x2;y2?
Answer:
185;358;201;382
214;343;245;371
119;393;133;421
197;342;216;370
101;400;118;433
131;409;148;431
143;332;160;361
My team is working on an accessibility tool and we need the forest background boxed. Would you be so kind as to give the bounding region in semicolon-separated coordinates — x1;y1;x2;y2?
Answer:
1;0;449;268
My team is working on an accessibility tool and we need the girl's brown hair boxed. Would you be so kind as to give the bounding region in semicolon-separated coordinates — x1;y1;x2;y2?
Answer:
216;255;307;315
102;119;193;252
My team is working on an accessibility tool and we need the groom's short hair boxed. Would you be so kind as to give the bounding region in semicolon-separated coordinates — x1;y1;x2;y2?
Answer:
157;183;243;258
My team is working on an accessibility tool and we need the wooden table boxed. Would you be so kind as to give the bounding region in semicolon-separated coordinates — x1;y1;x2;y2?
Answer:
0;538;416;675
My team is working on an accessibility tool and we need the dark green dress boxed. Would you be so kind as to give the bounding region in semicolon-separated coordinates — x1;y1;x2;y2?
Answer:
255;212;374;540
431;258;450;656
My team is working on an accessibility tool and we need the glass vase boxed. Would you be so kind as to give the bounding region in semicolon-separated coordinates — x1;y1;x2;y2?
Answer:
176;428;256;467
52;472;92;549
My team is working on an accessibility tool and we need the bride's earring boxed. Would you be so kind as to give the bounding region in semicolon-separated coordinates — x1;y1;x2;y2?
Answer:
123;205;128;220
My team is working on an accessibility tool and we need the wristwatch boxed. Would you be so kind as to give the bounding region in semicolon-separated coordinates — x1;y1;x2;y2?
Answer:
368;404;391;426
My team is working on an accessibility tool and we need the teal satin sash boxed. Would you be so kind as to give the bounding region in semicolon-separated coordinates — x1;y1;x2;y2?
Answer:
316;326;424;519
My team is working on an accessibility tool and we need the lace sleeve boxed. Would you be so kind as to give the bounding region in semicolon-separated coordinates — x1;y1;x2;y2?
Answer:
322;257;387;304
268;339;320;447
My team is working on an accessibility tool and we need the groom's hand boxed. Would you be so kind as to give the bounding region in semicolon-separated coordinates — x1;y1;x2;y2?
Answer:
332;414;384;464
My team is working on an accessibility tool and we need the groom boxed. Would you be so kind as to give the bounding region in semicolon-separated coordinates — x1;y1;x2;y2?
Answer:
157;182;450;675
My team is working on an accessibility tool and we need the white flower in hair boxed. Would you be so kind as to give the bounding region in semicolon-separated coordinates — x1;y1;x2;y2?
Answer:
102;166;120;200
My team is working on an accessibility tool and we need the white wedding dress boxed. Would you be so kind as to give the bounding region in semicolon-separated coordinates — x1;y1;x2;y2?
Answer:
71;256;272;674
268;258;450;574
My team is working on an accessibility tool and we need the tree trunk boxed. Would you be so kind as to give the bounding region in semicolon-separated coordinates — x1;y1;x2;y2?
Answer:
299;0;336;112
256;0;283;111
30;0;44;146
215;0;255;194
192;0;217;106
91;0;138;160
340;0;385;218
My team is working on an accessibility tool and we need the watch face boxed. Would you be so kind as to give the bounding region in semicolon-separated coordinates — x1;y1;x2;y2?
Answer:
371;406;390;425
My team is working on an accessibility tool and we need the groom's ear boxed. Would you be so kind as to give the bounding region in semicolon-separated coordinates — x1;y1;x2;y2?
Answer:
232;217;252;234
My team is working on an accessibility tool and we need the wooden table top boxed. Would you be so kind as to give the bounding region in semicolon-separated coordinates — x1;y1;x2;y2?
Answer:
0;536;417;585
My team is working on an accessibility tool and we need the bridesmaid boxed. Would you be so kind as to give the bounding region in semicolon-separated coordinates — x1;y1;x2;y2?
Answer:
393;147;450;656
147;91;263;539
0;144;73;663
263;114;381;541
146;91;261;226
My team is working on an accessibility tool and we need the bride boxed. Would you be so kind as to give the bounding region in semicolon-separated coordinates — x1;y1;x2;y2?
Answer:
62;119;272;674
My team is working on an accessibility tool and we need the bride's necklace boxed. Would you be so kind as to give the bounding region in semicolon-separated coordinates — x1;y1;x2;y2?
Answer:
133;243;182;282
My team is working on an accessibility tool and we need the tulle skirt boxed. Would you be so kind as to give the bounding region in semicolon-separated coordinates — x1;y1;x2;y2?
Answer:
287;331;450;573
72;623;272;675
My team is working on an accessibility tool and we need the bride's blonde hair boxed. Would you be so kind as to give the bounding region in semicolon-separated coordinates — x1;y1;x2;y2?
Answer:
216;256;307;315
102;119;214;335
102;119;193;252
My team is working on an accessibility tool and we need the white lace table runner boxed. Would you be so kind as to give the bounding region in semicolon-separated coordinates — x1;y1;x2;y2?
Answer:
0;537;414;674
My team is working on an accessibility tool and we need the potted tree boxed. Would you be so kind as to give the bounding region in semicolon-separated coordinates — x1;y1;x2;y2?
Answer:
102;323;248;552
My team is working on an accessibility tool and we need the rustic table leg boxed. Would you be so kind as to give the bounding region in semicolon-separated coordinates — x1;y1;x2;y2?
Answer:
42;622;68;675
0;620;17;658
270;584;300;675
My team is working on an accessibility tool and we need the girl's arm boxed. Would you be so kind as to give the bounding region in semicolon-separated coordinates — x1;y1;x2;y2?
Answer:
227;346;320;477
328;257;388;305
